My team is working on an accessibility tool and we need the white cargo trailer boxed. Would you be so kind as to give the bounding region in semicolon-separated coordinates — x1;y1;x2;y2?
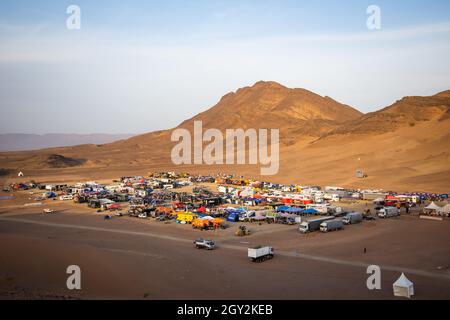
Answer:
248;246;274;263
320;219;344;232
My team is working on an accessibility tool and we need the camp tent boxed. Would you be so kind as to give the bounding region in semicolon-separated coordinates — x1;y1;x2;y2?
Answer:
286;207;304;214
277;205;292;212
393;273;414;298
302;208;318;214
425;202;441;211
196;206;207;213
438;204;450;217
424;202;442;215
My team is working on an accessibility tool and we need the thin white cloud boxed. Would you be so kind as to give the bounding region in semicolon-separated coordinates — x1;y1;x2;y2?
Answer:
261;21;450;44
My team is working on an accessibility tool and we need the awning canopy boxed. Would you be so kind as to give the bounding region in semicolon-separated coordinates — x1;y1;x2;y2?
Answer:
425;202;441;211
393;273;414;298
303;208;318;214
438;204;450;214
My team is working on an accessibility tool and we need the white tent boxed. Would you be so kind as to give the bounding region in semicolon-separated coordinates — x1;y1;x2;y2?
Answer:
393;273;414;298
438;204;450;216
424;202;441;211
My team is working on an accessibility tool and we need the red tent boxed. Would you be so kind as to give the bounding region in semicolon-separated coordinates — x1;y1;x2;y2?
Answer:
196;206;207;213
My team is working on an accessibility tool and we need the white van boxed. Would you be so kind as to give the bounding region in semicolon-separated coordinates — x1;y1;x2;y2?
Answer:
378;207;400;218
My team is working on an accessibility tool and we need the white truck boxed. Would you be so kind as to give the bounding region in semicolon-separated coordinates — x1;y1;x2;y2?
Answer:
324;193;340;202
248;246;274;263
193;239;215;250
343;212;363;225
378;207;400;218
299;216;334;233
320;219;344;232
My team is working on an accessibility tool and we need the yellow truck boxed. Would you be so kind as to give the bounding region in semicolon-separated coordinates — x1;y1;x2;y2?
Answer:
176;212;198;224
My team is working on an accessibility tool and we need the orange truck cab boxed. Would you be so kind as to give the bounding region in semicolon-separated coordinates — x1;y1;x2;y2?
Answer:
192;218;211;229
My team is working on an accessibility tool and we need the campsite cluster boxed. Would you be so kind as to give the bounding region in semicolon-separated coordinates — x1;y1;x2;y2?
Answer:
2;173;449;298
4;172;450;231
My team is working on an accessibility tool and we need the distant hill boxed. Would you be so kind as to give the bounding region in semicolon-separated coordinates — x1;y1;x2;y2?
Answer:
0;82;449;192
0;133;135;152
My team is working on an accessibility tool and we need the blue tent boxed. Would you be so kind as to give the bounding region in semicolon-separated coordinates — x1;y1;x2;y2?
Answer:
302;208;318;214
286;207;304;214
225;207;246;214
277;205;292;212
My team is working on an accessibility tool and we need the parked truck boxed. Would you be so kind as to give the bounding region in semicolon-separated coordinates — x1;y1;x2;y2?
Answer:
343;212;363;225
177;212;198;224
378;207;400;218
299;216;334;233
248;246;274;263
320;219;344;232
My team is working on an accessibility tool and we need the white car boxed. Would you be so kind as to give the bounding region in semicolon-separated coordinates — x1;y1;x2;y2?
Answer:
59;195;73;201
43;208;54;214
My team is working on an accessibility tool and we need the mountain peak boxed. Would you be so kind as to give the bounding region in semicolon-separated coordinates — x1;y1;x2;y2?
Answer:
252;80;286;89
182;81;362;137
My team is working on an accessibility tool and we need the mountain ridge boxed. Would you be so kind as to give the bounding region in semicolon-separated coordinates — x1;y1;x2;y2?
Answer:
0;81;449;192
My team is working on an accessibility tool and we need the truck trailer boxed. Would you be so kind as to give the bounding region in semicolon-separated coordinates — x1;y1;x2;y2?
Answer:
320;219;344;232
299;216;334;233
248;246;274;263
343;212;363;225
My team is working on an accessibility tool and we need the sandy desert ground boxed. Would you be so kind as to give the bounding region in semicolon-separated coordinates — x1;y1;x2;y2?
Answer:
1;192;449;300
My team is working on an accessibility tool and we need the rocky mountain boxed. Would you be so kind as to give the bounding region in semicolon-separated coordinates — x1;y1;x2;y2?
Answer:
1;82;449;192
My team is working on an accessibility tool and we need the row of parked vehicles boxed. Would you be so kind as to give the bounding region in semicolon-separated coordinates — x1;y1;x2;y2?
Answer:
299;207;400;233
194;207;400;263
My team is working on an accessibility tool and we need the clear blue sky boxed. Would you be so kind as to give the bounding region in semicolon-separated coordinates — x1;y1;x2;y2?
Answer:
1;0;450;134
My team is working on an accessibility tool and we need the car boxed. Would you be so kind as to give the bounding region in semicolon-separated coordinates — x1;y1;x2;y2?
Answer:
59;195;73;201
43;208;54;214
